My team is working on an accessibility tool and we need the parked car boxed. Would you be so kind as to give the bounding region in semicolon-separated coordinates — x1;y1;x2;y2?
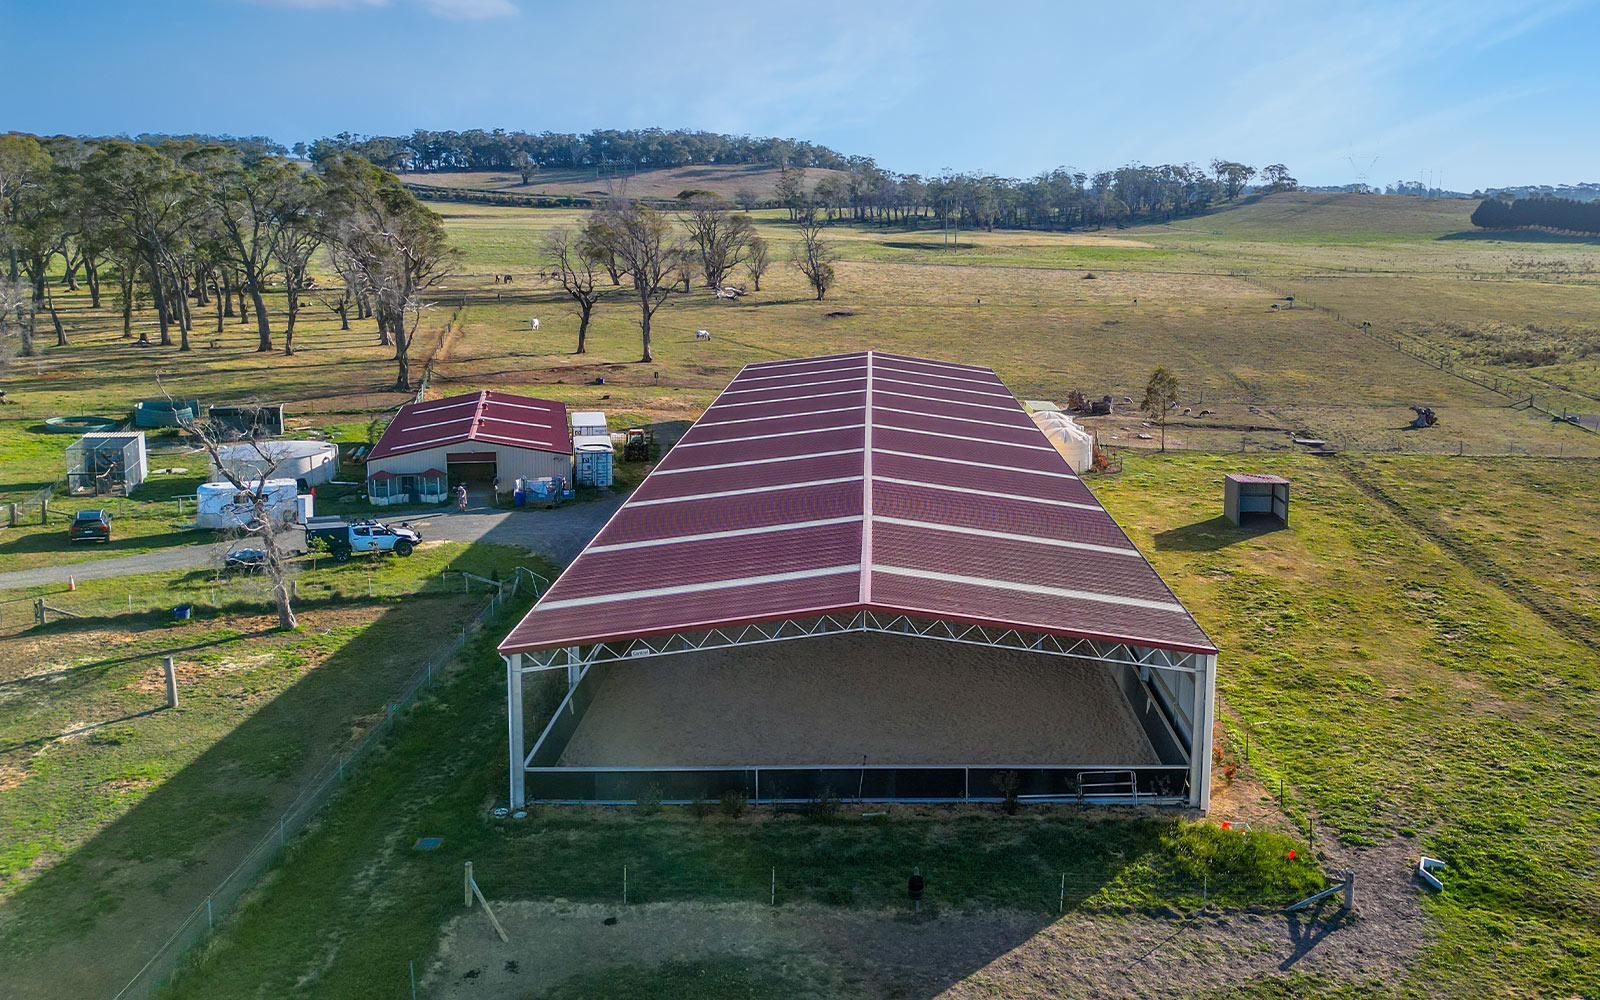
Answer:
68;510;112;543
222;547;269;573
305;517;420;562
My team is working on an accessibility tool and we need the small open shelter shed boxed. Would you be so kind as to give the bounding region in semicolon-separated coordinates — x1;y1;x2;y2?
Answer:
1224;473;1289;527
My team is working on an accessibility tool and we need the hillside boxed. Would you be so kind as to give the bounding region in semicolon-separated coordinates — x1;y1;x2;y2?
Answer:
402;163;849;202
1129;191;1477;243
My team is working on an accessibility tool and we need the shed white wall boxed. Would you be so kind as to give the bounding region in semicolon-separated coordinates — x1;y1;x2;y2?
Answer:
367;443;571;492
214;441;340;486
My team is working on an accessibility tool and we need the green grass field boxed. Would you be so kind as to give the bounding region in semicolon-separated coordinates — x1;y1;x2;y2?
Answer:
0;541;543;1000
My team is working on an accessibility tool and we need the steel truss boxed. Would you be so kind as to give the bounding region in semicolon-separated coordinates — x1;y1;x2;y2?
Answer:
517;611;1202;676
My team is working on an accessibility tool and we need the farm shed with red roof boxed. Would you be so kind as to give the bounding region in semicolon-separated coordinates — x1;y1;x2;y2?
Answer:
499;352;1218;810
365;391;570;504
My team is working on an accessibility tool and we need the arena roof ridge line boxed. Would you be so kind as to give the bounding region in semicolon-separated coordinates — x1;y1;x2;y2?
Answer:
498;350;1217;660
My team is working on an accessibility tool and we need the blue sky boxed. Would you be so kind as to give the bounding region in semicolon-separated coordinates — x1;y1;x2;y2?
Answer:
3;0;1596;190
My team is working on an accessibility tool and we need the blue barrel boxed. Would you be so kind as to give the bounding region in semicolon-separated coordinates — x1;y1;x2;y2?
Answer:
513;489;527;507
173;604;193;621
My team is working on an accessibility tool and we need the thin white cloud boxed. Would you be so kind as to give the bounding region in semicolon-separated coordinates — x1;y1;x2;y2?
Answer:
246;0;517;17
419;0;517;17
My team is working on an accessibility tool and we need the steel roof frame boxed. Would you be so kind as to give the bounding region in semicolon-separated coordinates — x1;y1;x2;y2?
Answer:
513;610;1204;677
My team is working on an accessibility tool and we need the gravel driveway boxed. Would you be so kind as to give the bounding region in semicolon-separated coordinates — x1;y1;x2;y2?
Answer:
0;495;623;591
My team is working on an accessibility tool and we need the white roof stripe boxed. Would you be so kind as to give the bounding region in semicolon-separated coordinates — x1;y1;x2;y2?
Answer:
695;405;865;428
874;389;1020;414
874;565;1187;613
628;475;864;507
872;405;1037;434
872;375;1014;400
409;398;480;415
875;424;1056;453
721;376;868;395
732;366;867;385
712;389;865;410
872;365;1007;389
874;353;990;373
586;516;862;554
875;448;1081;481
873;476;1103;513
488;399;562;414
533;564;862;611
676;424;860;448
743;353;867;372
655;448;863;476
873;516;1138;556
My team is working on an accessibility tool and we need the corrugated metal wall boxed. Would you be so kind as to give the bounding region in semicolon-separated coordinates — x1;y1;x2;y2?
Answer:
367;443;571;491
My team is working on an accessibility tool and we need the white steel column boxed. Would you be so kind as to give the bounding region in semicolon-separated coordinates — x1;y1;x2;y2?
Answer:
506;653;525;808
566;646;582;687
1189;652;1218;811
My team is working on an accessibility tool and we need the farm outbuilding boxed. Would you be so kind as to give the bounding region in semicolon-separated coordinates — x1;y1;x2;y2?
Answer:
66;431;147;496
207;404;285;439
212;440;341;487
499;351;1218;810
1225;473;1290;527
365;391;570;504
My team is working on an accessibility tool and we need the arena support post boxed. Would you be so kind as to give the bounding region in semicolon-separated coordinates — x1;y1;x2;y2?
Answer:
1189;653;1219;811
506;654;525;808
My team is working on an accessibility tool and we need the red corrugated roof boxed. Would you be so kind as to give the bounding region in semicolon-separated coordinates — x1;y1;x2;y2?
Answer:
499;351;1216;657
368;391;569;460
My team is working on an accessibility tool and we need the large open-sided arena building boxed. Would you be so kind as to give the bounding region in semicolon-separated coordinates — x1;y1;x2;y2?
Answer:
499;351;1218;809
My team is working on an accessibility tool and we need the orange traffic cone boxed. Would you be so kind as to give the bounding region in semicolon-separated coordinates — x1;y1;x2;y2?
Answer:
68;576;76;592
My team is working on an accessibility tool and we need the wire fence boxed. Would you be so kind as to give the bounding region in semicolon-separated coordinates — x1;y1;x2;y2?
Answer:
2;558;523;634
107;572;538;1000
455;860;1325;916
1255;280;1600;419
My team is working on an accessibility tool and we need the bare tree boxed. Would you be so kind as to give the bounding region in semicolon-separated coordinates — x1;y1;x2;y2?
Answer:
544;226;606;354
745;234;770;292
175;397;301;630
679;196;755;296
791;221;839;301
584;203;684;363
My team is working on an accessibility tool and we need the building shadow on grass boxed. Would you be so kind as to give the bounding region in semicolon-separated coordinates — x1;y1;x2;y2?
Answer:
1153;516;1283;552
0;555;508;1000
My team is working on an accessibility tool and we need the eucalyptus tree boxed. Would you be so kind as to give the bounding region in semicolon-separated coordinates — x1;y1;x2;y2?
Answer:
81;140;203;348
191;148;310;352
321;154;456;389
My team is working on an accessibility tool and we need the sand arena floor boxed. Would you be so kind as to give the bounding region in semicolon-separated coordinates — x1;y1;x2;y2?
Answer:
557;633;1160;767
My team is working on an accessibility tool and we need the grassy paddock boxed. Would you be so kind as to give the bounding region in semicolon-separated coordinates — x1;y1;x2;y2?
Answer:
0;541;542;1000
152;589;1315;1000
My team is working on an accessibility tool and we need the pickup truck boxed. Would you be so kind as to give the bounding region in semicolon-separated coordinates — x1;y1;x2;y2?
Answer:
305;517;420;562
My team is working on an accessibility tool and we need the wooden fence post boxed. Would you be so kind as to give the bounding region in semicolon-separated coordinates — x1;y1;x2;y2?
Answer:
164;657;179;708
